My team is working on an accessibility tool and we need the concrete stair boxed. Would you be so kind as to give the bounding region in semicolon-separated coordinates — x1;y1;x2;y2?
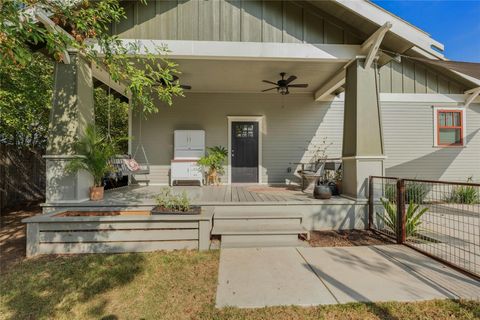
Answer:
212;207;309;248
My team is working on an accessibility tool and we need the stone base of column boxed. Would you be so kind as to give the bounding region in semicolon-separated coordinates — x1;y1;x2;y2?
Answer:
45;155;93;203
342;156;386;200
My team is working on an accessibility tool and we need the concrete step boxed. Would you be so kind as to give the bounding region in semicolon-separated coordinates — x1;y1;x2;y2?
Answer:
212;224;307;235
221;239;309;249
213;207;303;220
214;217;302;228
222;233;300;244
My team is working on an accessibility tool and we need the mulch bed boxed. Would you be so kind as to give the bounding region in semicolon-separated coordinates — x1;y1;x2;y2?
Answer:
56;210;150;217
1;203;41;272
308;229;395;247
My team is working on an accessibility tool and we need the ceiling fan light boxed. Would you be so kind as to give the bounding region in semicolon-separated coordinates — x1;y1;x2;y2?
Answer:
279;86;288;95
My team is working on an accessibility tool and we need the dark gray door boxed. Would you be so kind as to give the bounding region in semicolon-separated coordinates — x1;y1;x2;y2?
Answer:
231;122;259;183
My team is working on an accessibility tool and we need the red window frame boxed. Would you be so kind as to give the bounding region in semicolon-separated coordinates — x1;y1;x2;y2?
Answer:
437;110;463;146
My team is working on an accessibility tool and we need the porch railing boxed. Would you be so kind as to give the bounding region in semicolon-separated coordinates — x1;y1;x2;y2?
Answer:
369;176;480;278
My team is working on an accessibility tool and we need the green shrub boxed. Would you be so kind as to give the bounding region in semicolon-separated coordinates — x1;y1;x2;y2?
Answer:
448;178;479;204
155;188;191;212
377;198;429;237
383;181;428;204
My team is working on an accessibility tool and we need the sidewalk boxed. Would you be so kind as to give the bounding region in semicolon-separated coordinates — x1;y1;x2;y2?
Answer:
215;245;479;308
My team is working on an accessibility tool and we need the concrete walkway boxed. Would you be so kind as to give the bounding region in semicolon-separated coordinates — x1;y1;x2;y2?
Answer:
215;245;479;308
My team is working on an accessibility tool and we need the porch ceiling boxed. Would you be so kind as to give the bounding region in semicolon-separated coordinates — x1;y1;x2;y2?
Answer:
173;59;345;94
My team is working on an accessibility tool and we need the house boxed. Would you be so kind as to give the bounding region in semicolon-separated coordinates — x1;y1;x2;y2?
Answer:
28;0;480;253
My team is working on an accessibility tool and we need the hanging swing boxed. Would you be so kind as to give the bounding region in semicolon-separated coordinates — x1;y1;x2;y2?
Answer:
105;84;150;181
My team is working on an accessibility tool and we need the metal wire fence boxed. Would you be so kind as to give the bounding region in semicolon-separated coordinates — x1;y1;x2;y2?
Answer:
370;176;480;278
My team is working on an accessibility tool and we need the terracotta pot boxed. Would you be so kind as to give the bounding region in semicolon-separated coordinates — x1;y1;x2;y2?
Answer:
336;180;343;195
90;186;104;201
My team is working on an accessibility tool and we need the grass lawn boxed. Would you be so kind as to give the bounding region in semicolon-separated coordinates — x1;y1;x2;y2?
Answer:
0;250;479;320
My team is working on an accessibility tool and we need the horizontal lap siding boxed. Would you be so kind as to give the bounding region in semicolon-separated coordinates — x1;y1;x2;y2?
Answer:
382;103;480;181
113;0;363;45
132;93;479;184
131;93;343;185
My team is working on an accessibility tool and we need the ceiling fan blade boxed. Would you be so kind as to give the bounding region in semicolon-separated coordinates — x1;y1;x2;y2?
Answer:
262;80;278;85
180;85;192;90
285;75;297;84
288;83;308;88
262;87;278;92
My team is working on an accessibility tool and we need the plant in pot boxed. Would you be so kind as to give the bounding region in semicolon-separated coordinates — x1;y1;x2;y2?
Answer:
66;125;118;201
310;138;333;199
152;187;200;214
197;146;228;185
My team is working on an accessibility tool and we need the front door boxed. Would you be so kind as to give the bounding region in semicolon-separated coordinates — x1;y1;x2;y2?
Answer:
231;121;259;183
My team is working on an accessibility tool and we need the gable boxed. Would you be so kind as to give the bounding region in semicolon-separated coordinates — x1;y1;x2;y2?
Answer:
113;0;364;44
378;59;467;94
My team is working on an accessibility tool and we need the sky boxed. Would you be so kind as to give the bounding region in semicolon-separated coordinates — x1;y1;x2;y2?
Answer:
372;0;480;62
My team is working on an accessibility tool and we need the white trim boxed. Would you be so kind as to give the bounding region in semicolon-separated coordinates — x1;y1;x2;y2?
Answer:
432;106;467;147
316;93;480;104
342;156;387;160
114;40;360;62
332;0;444;59
227;116;264;184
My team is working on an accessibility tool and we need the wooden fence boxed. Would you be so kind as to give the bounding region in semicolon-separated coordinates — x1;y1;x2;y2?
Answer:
0;144;45;213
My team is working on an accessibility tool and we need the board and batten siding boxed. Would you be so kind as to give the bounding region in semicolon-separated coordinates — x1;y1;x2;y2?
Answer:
378;59;466;94
113;0;363;44
131;94;480;184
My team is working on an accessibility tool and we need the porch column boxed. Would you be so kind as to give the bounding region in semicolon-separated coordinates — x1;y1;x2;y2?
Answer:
45;51;94;203
342;58;385;199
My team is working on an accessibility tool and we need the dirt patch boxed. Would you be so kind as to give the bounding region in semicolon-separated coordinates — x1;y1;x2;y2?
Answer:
309;230;395;247
1;204;41;272
55;210;151;217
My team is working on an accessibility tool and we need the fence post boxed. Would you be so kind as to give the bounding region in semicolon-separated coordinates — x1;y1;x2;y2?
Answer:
396;179;406;244
368;176;374;230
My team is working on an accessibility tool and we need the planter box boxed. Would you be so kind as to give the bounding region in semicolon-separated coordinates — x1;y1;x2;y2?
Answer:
151;205;201;215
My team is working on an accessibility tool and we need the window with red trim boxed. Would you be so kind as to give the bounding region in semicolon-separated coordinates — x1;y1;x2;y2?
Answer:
437;110;463;146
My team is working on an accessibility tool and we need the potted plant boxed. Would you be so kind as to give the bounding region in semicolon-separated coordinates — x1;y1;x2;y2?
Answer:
152;187;200;214
197;146;228;185
66;125;118;201
310;138;333;199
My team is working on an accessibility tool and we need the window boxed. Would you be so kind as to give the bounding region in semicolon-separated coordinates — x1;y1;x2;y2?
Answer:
436;109;464;146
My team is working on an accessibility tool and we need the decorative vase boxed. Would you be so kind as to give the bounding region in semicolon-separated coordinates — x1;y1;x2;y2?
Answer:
313;182;332;199
89;186;104;201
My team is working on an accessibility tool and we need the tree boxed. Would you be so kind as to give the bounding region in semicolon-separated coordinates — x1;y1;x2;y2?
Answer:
0;56;130;150
0;53;52;149
94;87;129;154
0;0;182;114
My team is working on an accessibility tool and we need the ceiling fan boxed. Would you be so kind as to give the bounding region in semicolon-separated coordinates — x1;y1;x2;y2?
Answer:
262;72;308;95
156;75;192;90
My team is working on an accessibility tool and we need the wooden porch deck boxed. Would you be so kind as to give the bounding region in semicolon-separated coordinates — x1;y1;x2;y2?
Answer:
77;184;352;207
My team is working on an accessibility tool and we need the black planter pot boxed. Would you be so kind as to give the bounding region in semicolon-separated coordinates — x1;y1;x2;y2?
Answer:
313;182;332;199
328;181;339;196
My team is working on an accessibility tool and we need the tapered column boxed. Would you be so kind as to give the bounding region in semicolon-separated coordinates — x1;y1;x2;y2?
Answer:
45;52;94;203
342;58;385;199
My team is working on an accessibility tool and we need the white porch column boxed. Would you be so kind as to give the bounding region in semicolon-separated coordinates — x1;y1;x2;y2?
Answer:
342;58;385;199
45;51;94;203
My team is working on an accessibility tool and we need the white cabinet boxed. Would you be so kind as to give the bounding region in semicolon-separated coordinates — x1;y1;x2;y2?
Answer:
170;161;203;186
171;130;205;185
174;130;205;160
